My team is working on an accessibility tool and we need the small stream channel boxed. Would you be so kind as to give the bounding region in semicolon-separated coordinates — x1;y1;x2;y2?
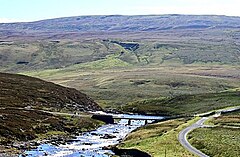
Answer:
20;113;164;157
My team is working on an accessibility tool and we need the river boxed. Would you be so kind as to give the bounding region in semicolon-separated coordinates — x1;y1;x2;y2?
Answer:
20;113;164;157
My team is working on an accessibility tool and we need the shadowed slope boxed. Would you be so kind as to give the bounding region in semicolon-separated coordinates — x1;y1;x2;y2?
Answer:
0;72;102;111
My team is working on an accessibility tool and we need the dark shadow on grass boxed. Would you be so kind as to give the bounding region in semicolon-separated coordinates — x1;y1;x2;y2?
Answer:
112;147;151;157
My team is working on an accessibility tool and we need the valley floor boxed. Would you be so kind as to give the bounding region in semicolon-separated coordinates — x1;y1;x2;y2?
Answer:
23;65;240;111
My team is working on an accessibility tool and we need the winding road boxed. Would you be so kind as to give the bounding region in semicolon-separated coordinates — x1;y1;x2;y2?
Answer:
178;106;240;157
178;117;210;157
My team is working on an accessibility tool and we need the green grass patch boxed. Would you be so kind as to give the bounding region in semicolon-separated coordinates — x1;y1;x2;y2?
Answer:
36;131;67;140
188;127;240;157
66;55;131;70
118;118;199;157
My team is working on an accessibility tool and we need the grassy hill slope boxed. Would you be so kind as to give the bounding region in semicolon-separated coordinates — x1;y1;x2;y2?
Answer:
0;38;239;72
122;91;240;116
0;15;239;72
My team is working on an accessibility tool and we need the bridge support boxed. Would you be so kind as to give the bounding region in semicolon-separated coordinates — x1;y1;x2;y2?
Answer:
128;119;131;125
144;120;148;125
